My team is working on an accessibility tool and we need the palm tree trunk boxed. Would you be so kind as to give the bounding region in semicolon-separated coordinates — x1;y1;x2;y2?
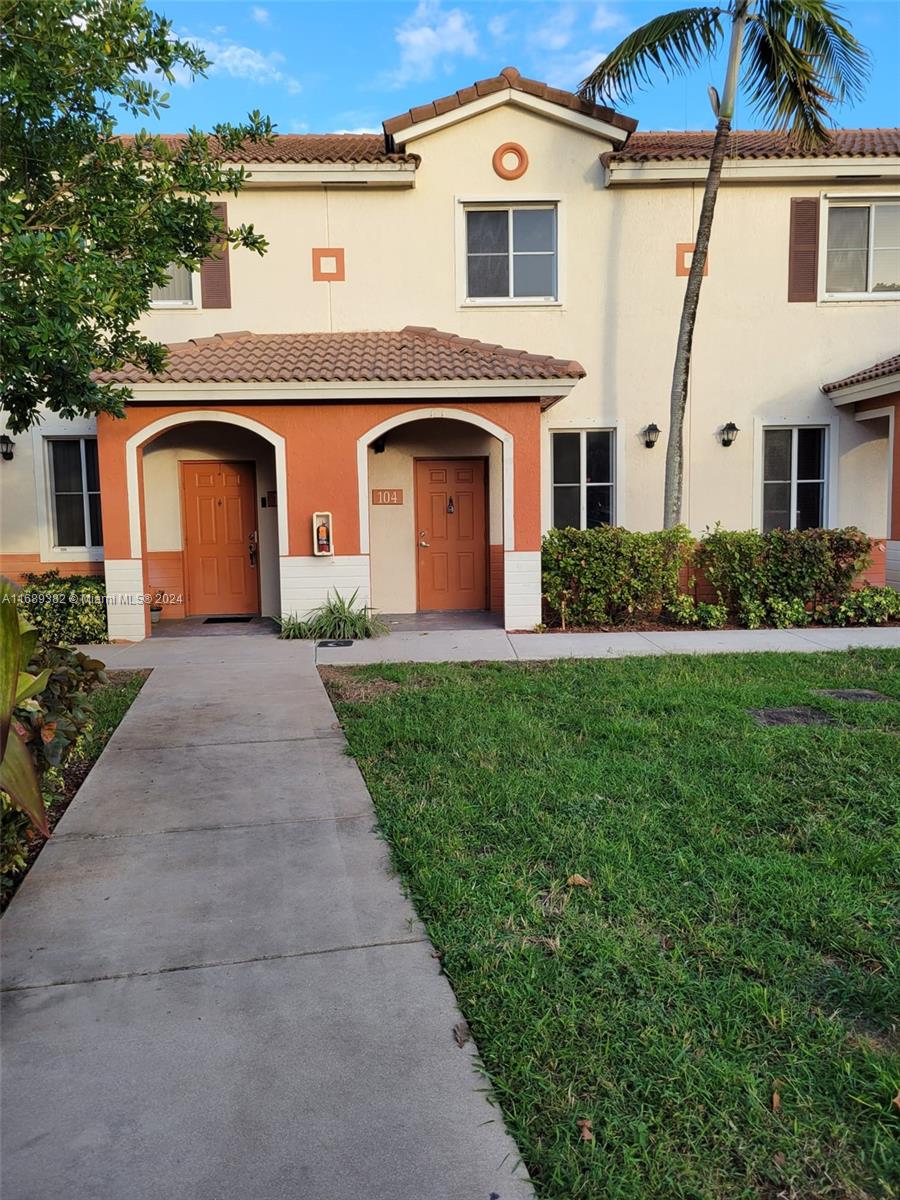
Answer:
661;118;732;527
662;2;751;528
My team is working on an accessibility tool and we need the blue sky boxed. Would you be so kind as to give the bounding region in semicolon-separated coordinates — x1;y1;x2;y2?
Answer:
118;0;900;136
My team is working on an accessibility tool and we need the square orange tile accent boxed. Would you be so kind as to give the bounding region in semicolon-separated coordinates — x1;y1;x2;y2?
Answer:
676;242;709;277
312;247;346;282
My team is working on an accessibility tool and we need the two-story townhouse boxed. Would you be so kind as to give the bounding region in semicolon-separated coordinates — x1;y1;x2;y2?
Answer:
2;65;898;639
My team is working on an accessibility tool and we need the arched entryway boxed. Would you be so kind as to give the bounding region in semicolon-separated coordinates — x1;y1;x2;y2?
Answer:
357;410;512;620
103;410;287;638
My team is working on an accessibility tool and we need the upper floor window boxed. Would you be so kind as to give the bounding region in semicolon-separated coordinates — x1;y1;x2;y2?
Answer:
465;205;557;302
552;430;614;529
48;437;103;548
150;264;195;307
762;427;826;533
825;201;900;297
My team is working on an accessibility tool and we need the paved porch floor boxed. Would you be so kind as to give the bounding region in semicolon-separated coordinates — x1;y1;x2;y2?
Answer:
382;609;503;632
151;615;279;637
0;635;532;1200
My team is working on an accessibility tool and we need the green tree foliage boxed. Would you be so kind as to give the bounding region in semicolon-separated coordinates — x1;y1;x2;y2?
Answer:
0;0;272;433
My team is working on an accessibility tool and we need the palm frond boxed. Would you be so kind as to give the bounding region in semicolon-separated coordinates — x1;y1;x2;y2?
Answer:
578;7;725;105
744;0;871;147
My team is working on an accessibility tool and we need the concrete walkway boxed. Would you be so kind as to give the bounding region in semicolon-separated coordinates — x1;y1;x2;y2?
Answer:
315;623;900;665
1;635;532;1200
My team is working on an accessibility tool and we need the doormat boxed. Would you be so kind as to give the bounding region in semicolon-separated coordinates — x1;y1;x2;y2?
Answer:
749;706;835;727
317;639;354;648
203;616;254;624
814;688;892;702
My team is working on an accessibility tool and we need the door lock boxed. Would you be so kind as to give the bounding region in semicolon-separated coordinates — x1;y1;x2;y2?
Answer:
418;530;430;548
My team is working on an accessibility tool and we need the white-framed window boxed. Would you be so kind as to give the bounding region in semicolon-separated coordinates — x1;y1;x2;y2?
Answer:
150;264;195;307
464;204;558;302
47;437;103;548
551;430;615;529
762;426;827;533
824;200;900;298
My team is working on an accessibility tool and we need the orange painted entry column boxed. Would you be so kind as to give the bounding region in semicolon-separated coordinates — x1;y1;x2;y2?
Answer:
181;461;259;616
415;459;487;611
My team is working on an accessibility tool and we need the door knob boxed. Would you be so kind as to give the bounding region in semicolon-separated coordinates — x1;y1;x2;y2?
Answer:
418;539;430;548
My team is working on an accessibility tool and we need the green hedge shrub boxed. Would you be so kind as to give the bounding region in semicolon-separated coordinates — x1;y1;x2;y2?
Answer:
18;570;108;644
1;641;106;898
542;526;694;628
832;584;900;626
541;525;895;630
696;526;872;626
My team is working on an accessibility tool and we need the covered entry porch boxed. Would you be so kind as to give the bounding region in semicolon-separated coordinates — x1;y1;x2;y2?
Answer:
824;354;900;591
94;328;584;639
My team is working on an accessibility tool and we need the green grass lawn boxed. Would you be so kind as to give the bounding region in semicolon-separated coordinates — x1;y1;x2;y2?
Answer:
323;650;900;1200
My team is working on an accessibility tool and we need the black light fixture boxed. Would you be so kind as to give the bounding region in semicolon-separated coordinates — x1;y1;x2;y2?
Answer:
0;435;14;461
643;423;660;449
720;422;739;448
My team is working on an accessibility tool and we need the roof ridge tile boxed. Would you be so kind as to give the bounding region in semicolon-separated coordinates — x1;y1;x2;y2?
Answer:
95;328;585;386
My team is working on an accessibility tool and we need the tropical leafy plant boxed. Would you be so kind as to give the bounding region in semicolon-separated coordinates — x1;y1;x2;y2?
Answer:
19;570;108;644
579;1;870;527
1;0;272;432
0;584;51;834
277;591;387;641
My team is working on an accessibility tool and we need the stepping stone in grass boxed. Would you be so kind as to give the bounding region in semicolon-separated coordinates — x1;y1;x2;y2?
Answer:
749;706;836;727
814;688;893;702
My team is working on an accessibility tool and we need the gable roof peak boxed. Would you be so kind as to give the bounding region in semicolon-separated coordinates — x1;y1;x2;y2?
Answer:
383;66;636;142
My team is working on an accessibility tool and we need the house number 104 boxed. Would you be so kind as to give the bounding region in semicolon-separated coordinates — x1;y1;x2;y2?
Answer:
372;489;404;505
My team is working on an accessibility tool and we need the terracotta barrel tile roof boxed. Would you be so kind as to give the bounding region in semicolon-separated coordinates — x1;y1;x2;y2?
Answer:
383;65;637;138
94;328;586;386
822;354;900;394
608;128;900;163
117;133;419;165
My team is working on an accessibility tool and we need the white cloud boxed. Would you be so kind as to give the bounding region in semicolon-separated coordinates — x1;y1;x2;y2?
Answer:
540;46;607;90
529;3;578;53
487;14;509;40
383;1;479;88
184;33;301;94
334;126;381;134
251;6;270;24
591;4;626;33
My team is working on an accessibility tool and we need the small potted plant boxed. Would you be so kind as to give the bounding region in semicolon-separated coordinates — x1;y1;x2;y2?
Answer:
150;591;164;625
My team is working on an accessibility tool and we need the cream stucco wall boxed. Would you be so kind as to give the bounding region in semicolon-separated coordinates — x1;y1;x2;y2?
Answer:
368;419;501;612
0;418;41;555
138;100;899;540
142;423;280;616
5;95;899;584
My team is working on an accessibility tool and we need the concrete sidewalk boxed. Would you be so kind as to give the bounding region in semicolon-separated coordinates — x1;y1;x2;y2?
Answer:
314;623;900;665
1;636;532;1200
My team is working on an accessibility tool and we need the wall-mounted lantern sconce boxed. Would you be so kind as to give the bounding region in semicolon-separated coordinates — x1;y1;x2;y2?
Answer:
0;435;14;462
720;422;740;448
643;423;660;449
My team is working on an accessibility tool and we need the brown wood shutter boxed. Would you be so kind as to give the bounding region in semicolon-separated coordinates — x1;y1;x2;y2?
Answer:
788;198;819;302
200;202;231;309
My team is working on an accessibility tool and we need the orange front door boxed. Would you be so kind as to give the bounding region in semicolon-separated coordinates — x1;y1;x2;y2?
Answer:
415;459;487;611
181;461;259;616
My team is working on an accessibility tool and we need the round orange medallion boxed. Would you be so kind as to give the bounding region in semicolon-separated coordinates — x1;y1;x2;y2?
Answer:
492;142;529;181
